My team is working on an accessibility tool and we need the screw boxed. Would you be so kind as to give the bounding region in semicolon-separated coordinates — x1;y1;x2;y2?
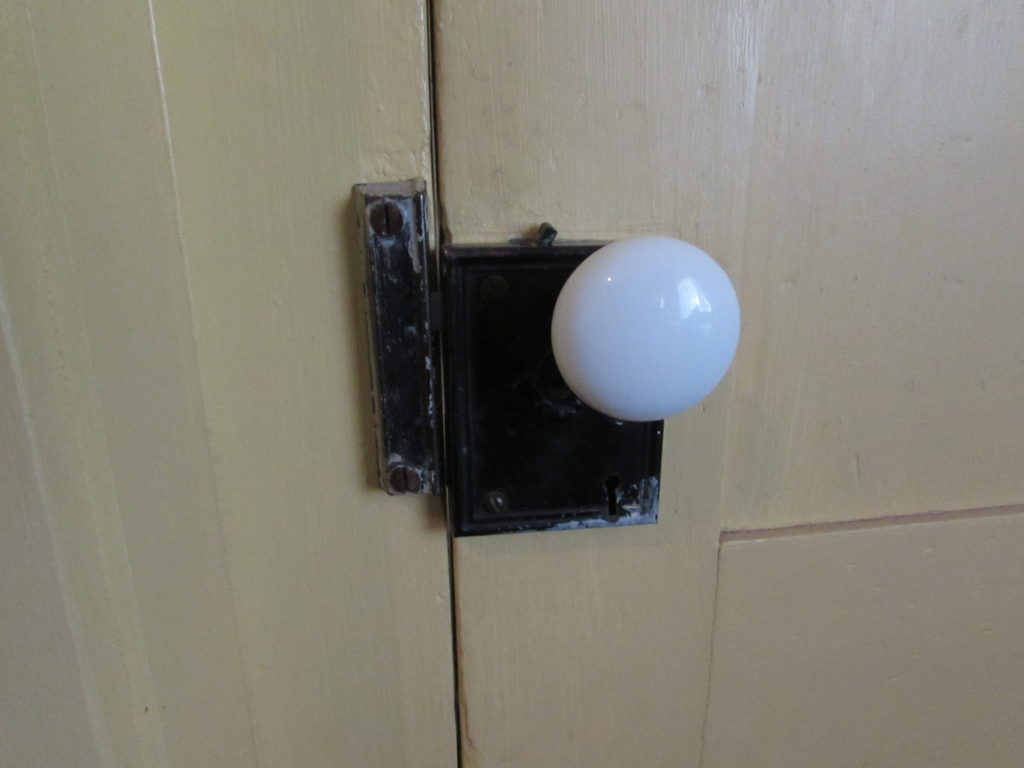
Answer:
479;275;509;303
545;380;573;401
535;222;558;247
369;200;404;237
388;465;422;493
483;492;508;515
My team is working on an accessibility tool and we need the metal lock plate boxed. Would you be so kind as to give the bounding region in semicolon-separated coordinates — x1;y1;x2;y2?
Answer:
443;243;662;536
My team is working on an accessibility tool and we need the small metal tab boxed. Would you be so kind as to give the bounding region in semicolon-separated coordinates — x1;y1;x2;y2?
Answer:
355;180;442;495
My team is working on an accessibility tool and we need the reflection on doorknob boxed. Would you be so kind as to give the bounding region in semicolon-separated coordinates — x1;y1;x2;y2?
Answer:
551;236;740;422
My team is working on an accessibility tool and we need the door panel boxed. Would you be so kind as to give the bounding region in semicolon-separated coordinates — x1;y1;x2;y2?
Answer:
0;1;454;766
454;488;720;767
705;508;1024;768
434;1;1024;765
717;1;1024;529
436;3;747;763
1;3;257;763
149;2;454;765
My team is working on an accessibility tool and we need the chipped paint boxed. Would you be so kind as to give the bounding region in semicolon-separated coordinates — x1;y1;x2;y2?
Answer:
543;476;661;532
547;507;657;532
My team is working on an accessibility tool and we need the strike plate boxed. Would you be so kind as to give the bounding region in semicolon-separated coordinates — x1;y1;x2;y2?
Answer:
355;180;442;495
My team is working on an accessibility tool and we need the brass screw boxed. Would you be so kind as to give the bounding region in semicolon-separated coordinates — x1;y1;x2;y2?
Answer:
369;200;404;237
483;492;508;515
479;275;509;303
389;465;421;493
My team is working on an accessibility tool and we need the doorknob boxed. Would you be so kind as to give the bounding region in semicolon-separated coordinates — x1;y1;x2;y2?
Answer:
551;236;740;422
355;180;740;536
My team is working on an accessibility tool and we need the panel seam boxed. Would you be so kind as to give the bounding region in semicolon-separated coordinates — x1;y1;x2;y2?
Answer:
697;537;725;768
425;0;464;765
722;503;1024;543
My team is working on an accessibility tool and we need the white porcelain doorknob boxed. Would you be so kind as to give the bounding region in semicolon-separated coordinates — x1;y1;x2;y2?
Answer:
551;236;740;422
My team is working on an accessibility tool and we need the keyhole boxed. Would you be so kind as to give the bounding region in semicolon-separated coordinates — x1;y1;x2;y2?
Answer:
605;475;621;520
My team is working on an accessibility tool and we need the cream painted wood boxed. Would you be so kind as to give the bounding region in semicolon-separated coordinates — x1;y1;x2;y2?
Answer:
719;2;1024;530
1;0;453;766
1;3;255;763
704;508;1024;768
1;301;101;768
149;2;454;766
434;1;1024;765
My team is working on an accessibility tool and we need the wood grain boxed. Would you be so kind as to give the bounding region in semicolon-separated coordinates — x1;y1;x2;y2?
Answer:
704;508;1024;768
1;0;453;766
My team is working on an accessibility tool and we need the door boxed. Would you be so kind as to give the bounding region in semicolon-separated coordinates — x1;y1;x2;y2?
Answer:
1;1;454;767
5;2;1024;768
433;2;1024;766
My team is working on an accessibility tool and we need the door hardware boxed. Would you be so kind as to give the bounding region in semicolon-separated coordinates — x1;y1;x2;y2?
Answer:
355;180;739;536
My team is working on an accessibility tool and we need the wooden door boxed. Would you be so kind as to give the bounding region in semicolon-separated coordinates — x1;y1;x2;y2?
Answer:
433;2;1024;766
6;2;1024;767
1;1;454;766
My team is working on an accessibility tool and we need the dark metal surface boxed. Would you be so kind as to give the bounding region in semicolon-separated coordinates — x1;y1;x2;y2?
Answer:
355;180;442;495
443;242;664;536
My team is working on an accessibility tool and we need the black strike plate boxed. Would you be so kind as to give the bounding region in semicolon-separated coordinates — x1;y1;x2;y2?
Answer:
355;180;663;535
354;180;442;495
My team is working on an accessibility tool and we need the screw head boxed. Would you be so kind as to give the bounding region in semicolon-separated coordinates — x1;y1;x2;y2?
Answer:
388;465;422;493
369;199;404;237
483;492;508;515
478;275;510;304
